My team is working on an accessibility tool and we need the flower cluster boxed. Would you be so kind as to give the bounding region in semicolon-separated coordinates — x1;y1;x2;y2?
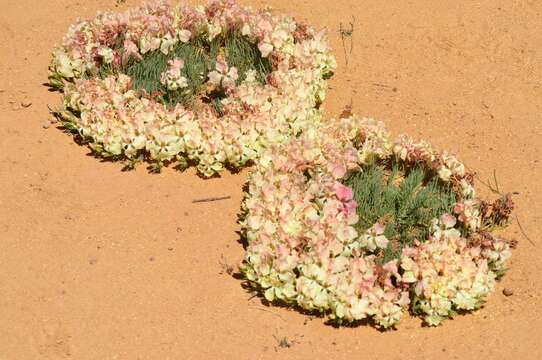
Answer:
208;54;238;91
359;223;389;252
392;135;475;199
454;200;482;232
400;215;499;326
240;115;514;328
49;0;336;176
160;58;188;90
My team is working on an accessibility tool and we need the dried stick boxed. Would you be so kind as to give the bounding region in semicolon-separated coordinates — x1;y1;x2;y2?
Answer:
192;196;231;203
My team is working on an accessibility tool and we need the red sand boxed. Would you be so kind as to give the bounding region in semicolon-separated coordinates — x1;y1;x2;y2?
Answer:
1;0;541;358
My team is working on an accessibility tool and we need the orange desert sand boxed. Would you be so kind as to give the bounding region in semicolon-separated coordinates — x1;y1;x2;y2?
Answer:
0;0;541;359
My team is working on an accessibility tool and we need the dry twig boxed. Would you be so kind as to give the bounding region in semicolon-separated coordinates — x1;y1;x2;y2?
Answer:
192;196;231;203
339;16;355;66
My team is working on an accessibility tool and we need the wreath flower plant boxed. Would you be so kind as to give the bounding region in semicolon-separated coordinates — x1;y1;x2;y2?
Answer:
240;116;515;328
48;0;336;176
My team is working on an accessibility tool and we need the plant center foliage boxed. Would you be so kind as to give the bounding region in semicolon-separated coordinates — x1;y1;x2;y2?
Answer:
102;31;272;112
343;162;457;263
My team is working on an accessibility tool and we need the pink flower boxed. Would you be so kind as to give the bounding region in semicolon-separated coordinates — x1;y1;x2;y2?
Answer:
343;200;357;217
169;58;184;71
330;162;346;179
440;213;456;228
123;39;139;57
215;56;228;74
371;222;385;235
333;183;353;201
454;202;465;214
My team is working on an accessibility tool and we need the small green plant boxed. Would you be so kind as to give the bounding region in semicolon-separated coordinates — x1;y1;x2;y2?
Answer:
343;162;456;262
273;334;300;350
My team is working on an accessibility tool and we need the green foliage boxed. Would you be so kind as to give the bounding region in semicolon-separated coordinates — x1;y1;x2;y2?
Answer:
47;72;65;90
343;162;456;262
118;31;272;110
124;40;208;105
223;32;272;84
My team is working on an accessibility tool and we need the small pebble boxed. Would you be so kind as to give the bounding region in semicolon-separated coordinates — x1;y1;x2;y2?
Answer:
42;121;50;129
21;100;32;108
503;288;514;297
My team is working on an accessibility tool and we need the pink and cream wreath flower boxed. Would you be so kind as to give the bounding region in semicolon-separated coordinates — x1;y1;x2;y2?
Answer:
49;0;336;176
240;116;514;328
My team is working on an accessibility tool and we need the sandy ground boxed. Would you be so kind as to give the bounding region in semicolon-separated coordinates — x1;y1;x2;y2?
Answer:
1;0;541;359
